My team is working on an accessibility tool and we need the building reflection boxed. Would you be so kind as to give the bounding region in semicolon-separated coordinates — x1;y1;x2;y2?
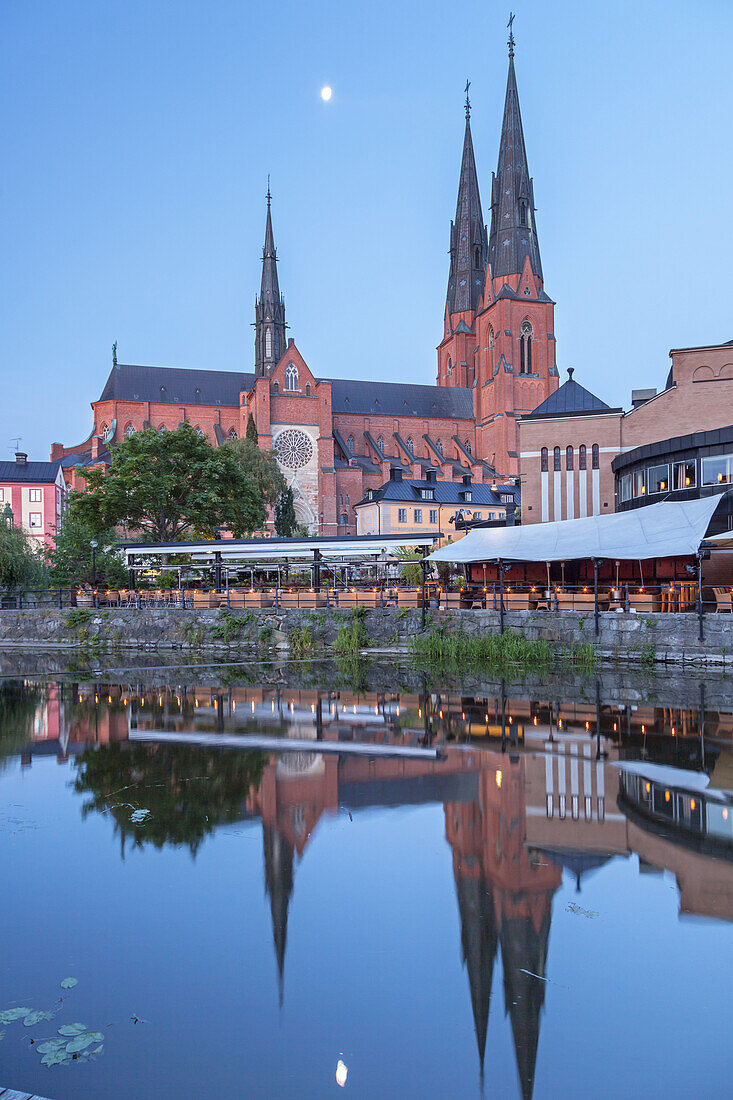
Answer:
7;677;733;1096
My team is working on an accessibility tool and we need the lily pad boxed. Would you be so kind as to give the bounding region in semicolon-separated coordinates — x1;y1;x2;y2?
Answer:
41;1049;70;1067
58;1022;88;1036
23;1010;48;1027
60;977;78;990
85;1031;104;1042
66;1034;97;1053
36;1039;68;1054
0;1007;32;1024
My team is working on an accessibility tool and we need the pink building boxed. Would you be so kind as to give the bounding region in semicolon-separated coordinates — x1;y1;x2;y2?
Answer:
0;452;66;550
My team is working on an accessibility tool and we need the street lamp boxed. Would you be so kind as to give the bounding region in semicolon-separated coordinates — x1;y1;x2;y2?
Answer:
90;539;98;588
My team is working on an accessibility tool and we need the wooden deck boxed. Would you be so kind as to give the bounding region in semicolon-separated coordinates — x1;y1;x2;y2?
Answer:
0;1088;55;1100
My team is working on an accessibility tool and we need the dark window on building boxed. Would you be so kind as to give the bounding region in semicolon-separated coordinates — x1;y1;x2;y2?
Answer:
541;447;548;472
646;464;669;494
592;444;599;469
272;381;278;394
579;444;586;470
347;435;355;454
520;321;533;374
520;203;527;226
306;382;311;396
673;461;696;491
553;446;561;472
429;509;438;524
340;513;348;525
566;446;574;471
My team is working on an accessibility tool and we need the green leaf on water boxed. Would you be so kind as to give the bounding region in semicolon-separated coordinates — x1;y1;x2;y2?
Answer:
60;977;78;989
0;1029;5;1041
85;1030;104;1042
36;1039;68;1054
23;1010;47;1026
66;1034;96;1053
41;1049;69;1067
58;1022;88;1036
0;1007;32;1023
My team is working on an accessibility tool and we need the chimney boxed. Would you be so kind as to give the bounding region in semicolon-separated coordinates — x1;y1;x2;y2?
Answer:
91;435;100;461
425;468;437;484
389;466;403;482
462;473;472;486
15;452;27;467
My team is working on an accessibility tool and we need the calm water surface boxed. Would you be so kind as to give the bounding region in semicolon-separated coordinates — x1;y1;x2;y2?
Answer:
1;661;733;1098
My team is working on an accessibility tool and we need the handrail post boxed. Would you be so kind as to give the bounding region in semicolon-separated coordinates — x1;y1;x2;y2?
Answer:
593;559;599;637
697;553;704;642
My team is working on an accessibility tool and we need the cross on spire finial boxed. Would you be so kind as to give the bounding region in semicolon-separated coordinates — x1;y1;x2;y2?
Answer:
508;11;515;58
266;174;271;208
464;78;471;120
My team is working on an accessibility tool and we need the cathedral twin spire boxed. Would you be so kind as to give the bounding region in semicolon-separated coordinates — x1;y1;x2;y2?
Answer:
446;26;542;320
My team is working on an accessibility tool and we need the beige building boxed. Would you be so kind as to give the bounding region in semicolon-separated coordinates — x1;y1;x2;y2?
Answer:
354;468;509;539
518;340;733;524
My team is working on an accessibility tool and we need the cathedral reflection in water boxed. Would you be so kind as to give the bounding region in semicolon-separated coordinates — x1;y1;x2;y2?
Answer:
12;677;733;1100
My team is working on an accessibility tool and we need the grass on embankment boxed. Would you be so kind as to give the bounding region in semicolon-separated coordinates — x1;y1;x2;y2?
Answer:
410;628;597;671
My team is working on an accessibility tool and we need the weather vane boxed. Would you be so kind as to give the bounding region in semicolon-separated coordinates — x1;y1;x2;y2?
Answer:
266;174;271;207
508;12;515;58
464;79;471;120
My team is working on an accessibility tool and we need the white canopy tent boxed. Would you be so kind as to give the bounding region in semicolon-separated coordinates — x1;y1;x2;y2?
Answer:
428;495;725;564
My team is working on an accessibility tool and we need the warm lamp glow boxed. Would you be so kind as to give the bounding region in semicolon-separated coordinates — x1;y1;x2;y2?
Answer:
495;769;502;788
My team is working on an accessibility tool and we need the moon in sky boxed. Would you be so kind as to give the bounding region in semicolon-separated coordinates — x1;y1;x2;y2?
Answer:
320;86;332;101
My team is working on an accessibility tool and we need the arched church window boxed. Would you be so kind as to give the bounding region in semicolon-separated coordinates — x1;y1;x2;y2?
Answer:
447;357;453;377
520;202;527;227
541;447;548;472
346;493;349;504
100;423;108;437
194;426;205;439
488;327;495;372
272;381;279;394
406;437;414;455
285;364;298;391
592;444;600;470
340;513;348;526
339;494;343;506
464;439;472;456
553;446;561;472
377;435;384;454
520;321;533;374
228;428;238;439
158;424;167;434
265;329;272;359
306;383;311;396
124;423;135;437
579;445;587;470
566;446;574;470
347;434;355;455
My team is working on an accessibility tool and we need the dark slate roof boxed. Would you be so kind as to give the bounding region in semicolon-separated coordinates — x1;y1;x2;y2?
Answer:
59;450;111;469
99;364;255;406
329;379;474;419
356;478;503;508
0;459;61;483
525;372;617;419
98;364;475;421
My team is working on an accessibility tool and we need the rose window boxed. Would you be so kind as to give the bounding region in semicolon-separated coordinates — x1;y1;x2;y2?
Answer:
275;428;313;470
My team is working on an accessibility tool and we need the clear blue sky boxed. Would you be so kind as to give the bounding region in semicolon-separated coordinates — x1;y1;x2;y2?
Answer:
2;0;732;459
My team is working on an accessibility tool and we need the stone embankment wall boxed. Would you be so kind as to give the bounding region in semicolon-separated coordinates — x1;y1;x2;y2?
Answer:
0;606;732;665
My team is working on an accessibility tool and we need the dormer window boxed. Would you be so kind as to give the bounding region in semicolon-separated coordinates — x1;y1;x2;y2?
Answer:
463;490;472;502
285;363;298;391
420;488;435;500
366;489;373;501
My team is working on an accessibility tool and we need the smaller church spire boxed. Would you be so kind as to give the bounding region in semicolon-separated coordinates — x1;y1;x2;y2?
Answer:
255;182;287;377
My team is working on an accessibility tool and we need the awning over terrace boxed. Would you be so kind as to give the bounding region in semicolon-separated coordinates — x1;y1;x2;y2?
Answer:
427;496;725;565
120;533;441;565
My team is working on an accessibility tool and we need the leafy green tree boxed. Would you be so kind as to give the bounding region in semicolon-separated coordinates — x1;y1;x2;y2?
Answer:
74;741;266;856
394;546;423;586
245;412;259;444
47;499;127;588
73;424;266;541
274;486;297;537
0;680;44;772
0;516;46;589
225;436;285;509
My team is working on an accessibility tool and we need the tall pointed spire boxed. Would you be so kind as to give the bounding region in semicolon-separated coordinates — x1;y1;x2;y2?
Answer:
487;25;543;282
445;85;488;317
254;181;287;377
263;824;294;1006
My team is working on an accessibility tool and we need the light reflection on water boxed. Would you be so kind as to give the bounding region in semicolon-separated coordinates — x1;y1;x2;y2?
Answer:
1;666;733;1098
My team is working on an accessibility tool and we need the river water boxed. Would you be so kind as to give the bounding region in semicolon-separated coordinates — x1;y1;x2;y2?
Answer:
1;656;732;1098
